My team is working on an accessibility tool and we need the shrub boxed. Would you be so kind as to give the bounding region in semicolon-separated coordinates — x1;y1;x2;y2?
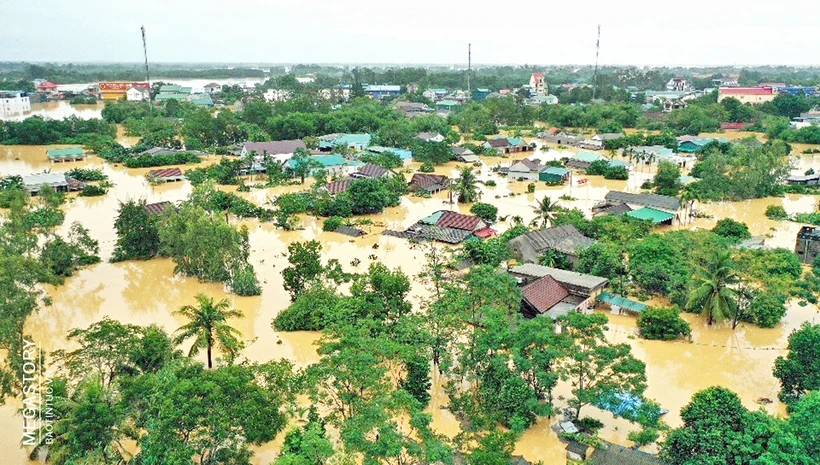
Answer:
637;306;692;340
323;216;344;231
79;185;107;197
603;165;629;180
67;168;107;181
586;159;609;176
470;203;498;223
230;265;262;296
527;183;535;193
485;179;497;187
712;218;751;241
577;417;604;433
765;204;788;220
419;160;435;173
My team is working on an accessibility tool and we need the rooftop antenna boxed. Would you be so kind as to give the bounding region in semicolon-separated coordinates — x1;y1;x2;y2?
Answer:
141;25;152;111
467;43;472;95
592;25;601;100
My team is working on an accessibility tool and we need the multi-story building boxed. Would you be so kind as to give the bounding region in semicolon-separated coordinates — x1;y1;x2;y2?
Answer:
666;77;690;92
0;90;31;117
795;226;820;264
530;73;547;95
717;87;775;104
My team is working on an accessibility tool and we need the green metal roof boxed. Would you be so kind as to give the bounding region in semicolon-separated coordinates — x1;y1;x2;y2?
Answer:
47;147;84;158
287;154;347;168
159;85;181;92
190;97;214;106
436;99;460;107
155;93;190;100
572;150;605;163
541;166;570;176
420;211;445;225
608;159;629;168
597;292;649;313
626;207;675;224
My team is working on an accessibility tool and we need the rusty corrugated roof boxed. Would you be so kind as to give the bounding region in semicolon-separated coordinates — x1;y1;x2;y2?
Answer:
147;168;183;179
144;201;173;215
436;210;484;231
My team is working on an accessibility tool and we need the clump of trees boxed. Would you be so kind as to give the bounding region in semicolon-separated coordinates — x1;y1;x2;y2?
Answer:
111;185;262;295
661;386;819;465
774;322;820;405
0;115;116;146
637;307;692;340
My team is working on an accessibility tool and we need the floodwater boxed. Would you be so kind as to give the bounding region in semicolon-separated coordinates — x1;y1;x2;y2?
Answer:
1;139;819;465
0;101;106;122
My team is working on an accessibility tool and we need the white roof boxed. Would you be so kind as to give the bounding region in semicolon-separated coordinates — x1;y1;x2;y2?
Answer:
510;264;608;290
22;172;69;190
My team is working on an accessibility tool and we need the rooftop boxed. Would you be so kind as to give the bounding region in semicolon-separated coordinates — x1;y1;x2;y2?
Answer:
605;190;681;212
522;275;570;315
510;264;609;291
245;139;307;155
144;201;173;215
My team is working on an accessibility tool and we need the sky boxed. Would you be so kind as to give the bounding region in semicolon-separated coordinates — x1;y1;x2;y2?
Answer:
1;0;817;66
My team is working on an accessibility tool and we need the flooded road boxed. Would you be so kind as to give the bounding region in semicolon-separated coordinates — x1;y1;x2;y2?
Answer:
1;140;819;464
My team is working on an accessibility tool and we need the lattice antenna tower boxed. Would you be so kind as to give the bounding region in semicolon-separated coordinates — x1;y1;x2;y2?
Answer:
592;25;601;100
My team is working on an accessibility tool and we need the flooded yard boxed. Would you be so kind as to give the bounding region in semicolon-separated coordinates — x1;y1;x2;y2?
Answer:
1;139;819;464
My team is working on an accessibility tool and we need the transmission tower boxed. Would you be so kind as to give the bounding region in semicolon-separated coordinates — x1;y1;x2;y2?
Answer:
467;43;472;95
592;25;601;100
141;26;152;110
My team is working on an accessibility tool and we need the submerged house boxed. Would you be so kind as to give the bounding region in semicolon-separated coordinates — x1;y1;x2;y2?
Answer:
143;201;174;215
408;173;449;194
510;264;609;320
319;133;372;152
452;146;479;163
47;147;86;162
795;226;820;264
366;146;413;160
286;154;358;176
384;210;490;244
678;137;730;153
240;140;307;163
351;163;395;180
539;166;570;183
508;159;545;181
565;150;606;170
484;137;531;154
600;191;683;225
146;168;185;183
22;172;79;194
508;224;596;267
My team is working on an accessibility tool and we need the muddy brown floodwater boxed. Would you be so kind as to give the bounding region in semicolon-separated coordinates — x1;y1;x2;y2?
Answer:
1;138;819;464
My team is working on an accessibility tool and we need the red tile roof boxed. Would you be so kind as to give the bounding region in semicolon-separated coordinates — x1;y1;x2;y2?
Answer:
473;227;497;239
144;201;173;215
522;275;570;314
720;122;750;130
719;87;773;95
147;168;183;178
324;178;353;194
37;81;58;89
437;210;484;231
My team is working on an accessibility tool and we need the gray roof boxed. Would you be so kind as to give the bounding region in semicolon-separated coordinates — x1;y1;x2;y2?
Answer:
595;133;624;140
452;146;475;156
22;172;69;191
510;264;609;291
243;140;306;155
509;224;596;256
408;224;474;244
605;190;681;212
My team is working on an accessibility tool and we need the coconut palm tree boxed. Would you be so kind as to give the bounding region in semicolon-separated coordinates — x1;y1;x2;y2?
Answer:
686;250;740;326
453;166;481;203
679;185;702;225
532;196;560;229
173;294;244;368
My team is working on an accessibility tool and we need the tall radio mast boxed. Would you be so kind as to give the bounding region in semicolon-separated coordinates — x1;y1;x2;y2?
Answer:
141;26;152;110
467;43;472;95
592;25;601;100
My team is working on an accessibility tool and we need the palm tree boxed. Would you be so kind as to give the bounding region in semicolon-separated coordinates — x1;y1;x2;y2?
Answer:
453;166;480;203
679;185;702;225
686;250;740;326
173;294;244;368
532;196;560;229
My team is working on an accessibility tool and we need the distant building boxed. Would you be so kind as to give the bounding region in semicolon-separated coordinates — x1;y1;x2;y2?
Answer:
435;99;460;111
472;88;491;102
126;85;150;102
204;82;221;94
364;85;401;99
394;101;433;117
22;172;80;194
319;86;351;102
408;173;449;194
423;88;447;101
530;73;547;95
100;82;149;100
36;81;58;95
666;77;690;92
318;133;371;152
0;90;31;117
263;88;292;102
508;159;545;181
795;226;820;264
718;87;775;104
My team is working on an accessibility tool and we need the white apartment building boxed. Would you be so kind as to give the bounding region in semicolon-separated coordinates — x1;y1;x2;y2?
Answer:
0;91;31;118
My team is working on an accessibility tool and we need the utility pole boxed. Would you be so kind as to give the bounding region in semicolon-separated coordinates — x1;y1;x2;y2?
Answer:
141;26;152;111
467;43;471;96
592;25;601;101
